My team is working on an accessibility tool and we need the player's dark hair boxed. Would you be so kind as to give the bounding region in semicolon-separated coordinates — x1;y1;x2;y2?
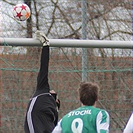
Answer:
50;93;60;110
79;82;99;106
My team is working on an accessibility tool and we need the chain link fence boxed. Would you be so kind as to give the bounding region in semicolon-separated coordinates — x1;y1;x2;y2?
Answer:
0;0;132;133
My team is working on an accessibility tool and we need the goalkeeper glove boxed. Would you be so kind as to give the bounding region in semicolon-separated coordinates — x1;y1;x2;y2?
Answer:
35;30;49;46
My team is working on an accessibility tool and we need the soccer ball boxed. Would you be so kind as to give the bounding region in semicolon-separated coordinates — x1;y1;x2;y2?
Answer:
13;4;31;21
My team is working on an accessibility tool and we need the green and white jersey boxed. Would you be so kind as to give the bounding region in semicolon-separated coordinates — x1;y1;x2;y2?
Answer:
52;106;110;133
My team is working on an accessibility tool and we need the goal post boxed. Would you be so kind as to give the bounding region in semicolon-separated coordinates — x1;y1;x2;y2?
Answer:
0;38;132;133
0;37;132;49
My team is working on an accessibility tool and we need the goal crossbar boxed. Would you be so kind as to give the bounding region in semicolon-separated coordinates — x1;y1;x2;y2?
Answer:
0;38;132;49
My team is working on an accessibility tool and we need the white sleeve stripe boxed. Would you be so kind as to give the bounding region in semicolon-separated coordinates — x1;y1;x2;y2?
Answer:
52;119;62;133
27;96;38;133
96;111;110;133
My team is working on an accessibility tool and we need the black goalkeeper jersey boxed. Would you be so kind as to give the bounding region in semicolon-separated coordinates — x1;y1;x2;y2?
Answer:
24;46;58;133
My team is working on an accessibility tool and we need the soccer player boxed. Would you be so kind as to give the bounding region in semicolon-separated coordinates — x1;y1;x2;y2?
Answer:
24;31;60;133
123;113;133;133
52;82;110;133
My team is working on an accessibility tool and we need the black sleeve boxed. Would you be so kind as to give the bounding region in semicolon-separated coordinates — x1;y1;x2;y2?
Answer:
36;46;50;93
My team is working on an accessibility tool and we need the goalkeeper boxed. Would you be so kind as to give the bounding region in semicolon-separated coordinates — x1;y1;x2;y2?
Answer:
24;31;60;133
52;82;110;133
